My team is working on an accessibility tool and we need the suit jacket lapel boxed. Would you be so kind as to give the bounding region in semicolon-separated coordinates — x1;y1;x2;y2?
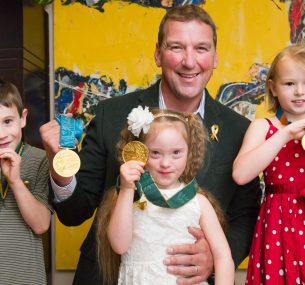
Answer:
203;90;224;142
137;80;160;108
197;90;225;184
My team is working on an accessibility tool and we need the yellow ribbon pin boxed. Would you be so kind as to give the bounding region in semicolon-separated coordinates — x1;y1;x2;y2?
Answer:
210;124;219;142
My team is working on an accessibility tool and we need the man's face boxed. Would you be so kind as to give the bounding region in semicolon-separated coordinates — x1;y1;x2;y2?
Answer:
155;20;218;108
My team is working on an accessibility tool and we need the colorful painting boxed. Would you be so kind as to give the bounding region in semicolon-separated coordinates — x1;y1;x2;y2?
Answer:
54;0;305;270
61;0;206;11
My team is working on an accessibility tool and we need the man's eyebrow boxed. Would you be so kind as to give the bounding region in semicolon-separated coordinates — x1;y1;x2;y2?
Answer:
163;40;213;46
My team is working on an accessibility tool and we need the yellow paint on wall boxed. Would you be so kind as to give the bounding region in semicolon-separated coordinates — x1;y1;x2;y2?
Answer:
205;0;290;95
54;0;291;270
55;214;93;269
54;0;164;87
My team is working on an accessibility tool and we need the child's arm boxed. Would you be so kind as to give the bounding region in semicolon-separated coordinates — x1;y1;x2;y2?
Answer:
233;118;305;185
198;194;235;285
107;160;144;255
0;148;51;234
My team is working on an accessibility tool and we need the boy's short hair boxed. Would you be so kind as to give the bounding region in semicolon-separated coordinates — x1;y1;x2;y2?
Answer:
0;79;24;116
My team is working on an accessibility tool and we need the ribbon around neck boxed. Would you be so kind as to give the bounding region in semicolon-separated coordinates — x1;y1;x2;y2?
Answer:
56;115;83;148
134;171;199;209
276;107;290;125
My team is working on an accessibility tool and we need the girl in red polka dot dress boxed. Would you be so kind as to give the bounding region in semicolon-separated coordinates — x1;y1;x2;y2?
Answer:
233;44;305;285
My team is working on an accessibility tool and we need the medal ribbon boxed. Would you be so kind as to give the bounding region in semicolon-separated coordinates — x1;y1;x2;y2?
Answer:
0;142;24;200
275;108;305;152
133;171;199;209
56;115;83;148
275;107;290;125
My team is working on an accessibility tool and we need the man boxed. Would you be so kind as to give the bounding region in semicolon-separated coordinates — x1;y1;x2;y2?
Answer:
40;5;261;285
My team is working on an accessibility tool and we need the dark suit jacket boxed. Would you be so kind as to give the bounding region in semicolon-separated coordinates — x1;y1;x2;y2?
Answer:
53;80;261;284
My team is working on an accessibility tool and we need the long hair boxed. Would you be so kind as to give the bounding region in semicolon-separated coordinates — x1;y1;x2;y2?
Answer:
95;108;226;284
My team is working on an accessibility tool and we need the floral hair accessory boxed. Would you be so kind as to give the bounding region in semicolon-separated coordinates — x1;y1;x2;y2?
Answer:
127;106;154;137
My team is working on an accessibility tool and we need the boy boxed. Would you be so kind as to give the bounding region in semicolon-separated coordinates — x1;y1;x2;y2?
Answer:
0;79;52;285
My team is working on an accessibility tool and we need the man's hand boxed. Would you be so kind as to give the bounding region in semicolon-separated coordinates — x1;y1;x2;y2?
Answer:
39;116;74;186
164;227;213;285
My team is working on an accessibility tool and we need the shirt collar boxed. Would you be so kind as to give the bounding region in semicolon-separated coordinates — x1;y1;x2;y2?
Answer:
158;81;205;119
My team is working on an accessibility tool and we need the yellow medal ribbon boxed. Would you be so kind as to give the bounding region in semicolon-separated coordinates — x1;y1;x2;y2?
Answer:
210;124;219;142
0;173;8;200
0;142;24;200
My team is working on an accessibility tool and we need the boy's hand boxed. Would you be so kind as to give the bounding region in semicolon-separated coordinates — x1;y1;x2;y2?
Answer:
164;227;213;285
0;148;22;186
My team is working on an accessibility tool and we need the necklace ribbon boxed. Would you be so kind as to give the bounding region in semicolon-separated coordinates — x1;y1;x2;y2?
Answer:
0;142;24;200
275;107;290;125
134;171;199;209
56;115;83;148
275;107;305;150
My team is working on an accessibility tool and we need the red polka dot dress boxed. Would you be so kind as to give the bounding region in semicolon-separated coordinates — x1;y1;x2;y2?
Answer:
246;119;305;285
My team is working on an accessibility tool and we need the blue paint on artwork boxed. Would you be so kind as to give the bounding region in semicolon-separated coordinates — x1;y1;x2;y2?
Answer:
215;64;269;120
54;67;127;126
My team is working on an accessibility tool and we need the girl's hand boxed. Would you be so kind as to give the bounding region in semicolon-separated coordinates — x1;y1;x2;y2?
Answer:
285;118;305;140
0;148;22;186
120;160;145;191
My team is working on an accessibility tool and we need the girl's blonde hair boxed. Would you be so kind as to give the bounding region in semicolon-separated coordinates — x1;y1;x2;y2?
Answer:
266;43;305;112
95;108;226;284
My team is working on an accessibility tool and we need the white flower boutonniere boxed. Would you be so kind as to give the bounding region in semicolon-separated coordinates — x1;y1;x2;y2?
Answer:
127;106;154;137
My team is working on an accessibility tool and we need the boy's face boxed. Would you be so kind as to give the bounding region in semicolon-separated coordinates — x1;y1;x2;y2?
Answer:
0;104;27;151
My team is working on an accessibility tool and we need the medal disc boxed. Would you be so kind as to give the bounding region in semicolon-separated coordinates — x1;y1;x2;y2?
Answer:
53;149;81;177
122;141;149;164
302;135;305;151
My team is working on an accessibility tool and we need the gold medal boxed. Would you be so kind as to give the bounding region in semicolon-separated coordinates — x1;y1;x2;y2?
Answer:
122;141;149;164
53;149;81;177
302;135;305;150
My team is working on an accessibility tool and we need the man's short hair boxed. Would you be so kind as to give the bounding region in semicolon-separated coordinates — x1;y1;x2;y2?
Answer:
158;4;217;48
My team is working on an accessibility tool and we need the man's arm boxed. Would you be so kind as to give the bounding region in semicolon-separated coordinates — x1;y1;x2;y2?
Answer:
39;105;109;226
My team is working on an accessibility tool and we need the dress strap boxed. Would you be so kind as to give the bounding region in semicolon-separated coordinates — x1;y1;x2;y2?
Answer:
265;118;273;126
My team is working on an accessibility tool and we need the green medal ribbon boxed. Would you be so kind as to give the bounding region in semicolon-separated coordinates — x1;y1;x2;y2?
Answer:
117;171;199;209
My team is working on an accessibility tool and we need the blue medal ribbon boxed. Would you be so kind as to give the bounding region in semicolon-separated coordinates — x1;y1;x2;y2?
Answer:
56;115;83;148
276;107;290;125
